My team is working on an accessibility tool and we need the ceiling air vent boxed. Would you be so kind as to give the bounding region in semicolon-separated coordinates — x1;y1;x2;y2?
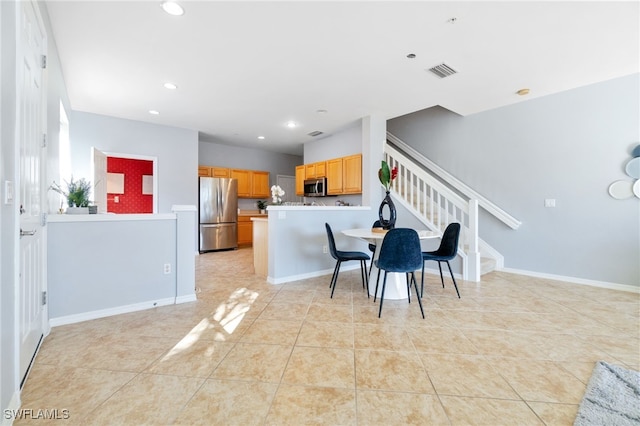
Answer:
307;131;323;137
428;63;457;78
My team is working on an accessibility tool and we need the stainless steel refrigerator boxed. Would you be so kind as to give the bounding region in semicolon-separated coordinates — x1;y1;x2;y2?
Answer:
199;177;238;252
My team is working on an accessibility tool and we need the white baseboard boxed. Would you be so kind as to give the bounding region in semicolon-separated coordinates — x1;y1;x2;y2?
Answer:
175;293;197;304
499;267;640;294
267;264;361;285
1;390;21;426
266;264;461;285
49;297;176;327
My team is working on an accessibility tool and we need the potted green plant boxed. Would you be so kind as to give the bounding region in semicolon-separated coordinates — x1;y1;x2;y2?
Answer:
256;200;267;214
49;177;93;214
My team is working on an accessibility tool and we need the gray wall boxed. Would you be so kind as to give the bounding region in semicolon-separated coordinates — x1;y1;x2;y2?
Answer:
303;124;364;206
198;140;302;209
388;74;640;287
48;219;177;319
304;124;361;163
70;112;199;213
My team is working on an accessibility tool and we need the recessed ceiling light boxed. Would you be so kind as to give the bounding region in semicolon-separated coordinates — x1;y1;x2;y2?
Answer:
257;136;265;140
161;1;184;16
163;82;177;90
516;88;530;96
149;110;160;115
286;121;297;128
316;109;328;114
406;53;416;59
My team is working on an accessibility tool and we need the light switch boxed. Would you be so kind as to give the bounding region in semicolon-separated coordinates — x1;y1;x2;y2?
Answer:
114;196;120;203
4;181;14;204
544;198;556;207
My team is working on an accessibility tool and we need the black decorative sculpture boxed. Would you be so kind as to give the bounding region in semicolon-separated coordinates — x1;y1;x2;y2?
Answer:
378;191;396;230
377;160;398;230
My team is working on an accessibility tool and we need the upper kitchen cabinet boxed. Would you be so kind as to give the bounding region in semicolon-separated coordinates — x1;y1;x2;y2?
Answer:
230;168;270;198
326;158;343;195
198;166;230;178
198;166;211;177
295;165;305;196
211;167;230;178
305;161;326;179
342;154;362;194
231;169;251;197
251;171;270;198
296;154;361;196
327;154;362;195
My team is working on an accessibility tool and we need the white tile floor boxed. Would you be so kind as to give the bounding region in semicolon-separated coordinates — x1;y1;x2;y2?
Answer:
17;247;640;425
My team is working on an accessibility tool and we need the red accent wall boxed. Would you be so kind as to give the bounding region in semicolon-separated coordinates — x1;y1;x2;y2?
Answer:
107;157;153;214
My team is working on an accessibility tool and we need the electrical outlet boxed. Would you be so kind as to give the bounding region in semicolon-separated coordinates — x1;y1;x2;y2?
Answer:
163;263;171;274
322;245;328;254
544;198;556;208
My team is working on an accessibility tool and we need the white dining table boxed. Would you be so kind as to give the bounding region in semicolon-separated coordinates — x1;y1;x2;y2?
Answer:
342;228;439;300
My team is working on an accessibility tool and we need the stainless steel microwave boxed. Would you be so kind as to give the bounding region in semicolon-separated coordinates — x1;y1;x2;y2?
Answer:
304;177;327;197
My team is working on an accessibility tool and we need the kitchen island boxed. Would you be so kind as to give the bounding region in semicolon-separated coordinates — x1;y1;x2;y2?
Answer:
260;205;373;284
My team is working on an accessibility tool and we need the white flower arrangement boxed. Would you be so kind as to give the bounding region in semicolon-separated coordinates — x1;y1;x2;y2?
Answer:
271;185;285;204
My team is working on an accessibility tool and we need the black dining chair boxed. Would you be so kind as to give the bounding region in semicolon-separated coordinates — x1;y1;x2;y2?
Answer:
373;228;425;319
420;222;461;299
325;223;370;298
368;220;382;276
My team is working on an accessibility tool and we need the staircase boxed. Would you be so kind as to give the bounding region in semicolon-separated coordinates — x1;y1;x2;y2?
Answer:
385;133;521;282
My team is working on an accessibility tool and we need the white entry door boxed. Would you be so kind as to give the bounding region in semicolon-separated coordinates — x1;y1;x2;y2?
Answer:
18;0;47;385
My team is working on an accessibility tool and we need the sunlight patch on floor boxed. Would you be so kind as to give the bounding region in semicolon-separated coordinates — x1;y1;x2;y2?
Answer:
159;287;259;361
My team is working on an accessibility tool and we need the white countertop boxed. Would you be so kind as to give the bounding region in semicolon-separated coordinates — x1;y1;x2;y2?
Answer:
47;213;177;223
266;205;370;211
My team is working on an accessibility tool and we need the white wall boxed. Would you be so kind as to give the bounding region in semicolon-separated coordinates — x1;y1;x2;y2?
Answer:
388;74;640;287
70;112;199;213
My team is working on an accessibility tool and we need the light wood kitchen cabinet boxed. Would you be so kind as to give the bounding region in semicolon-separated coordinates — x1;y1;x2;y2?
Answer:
296;154;361;196
342;154;362;194
199;166;230;178
326;154;362;195
238;215;266;246
326;158;343;195
251;171;270;198
230;169;270;198
211;167;230;178
295;165;305;196
198;166;211;177
230;169;251;197
237;216;253;245
305;161;326;179
202;165;269;198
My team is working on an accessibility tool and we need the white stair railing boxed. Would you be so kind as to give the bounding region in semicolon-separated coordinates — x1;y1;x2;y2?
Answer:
387;132;521;230
385;145;481;282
